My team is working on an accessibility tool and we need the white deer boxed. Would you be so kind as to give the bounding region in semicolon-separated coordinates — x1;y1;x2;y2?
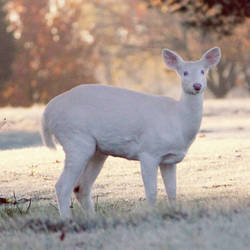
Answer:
41;47;221;218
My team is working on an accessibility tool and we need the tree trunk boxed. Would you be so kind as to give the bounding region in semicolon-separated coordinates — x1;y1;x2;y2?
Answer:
207;60;237;98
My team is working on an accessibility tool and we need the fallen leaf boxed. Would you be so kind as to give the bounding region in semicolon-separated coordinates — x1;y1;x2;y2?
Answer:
60;229;66;241
202;184;233;189
30;169;35;176
0;197;13;205
199;134;206;138
212;184;232;188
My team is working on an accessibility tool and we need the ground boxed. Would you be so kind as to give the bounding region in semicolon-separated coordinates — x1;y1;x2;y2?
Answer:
0;99;250;250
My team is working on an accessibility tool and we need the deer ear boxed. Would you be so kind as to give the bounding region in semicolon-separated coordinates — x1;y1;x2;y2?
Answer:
162;49;183;70
202;47;221;69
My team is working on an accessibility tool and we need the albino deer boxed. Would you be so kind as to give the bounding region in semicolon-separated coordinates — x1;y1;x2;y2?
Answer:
41;47;221;218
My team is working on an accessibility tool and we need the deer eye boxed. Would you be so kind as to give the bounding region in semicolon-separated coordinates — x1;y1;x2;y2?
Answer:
201;70;205;75
183;71;188;76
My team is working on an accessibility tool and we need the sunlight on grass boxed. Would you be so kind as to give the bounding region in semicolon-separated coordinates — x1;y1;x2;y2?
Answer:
0;100;250;250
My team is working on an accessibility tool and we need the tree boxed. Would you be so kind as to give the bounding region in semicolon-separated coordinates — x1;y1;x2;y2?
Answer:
0;0;15;90
143;0;250;97
2;0;249;105
3;0;97;106
77;0;250;97
145;0;250;35
204;19;250;97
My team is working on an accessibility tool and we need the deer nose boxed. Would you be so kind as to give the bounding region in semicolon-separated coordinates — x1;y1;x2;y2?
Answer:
193;83;202;91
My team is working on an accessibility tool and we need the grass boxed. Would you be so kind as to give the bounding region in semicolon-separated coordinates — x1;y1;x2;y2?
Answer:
0;99;250;249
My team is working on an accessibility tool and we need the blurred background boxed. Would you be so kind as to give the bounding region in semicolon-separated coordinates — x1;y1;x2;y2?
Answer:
0;0;249;106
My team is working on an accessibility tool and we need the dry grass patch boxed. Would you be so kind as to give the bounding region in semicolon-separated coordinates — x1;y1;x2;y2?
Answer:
0;99;250;249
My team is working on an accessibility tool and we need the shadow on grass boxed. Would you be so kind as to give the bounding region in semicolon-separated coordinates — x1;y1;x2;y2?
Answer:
0;131;42;150
0;196;249;235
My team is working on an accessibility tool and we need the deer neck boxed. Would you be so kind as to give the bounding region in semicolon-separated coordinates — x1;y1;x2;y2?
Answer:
179;91;204;144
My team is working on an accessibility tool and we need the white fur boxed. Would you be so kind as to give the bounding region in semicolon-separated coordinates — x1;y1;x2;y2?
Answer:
41;47;221;218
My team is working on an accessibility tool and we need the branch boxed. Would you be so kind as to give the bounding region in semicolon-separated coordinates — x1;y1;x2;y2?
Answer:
0;192;32;215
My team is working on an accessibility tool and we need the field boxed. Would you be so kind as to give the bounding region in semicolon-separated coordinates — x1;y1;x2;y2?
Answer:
0;99;250;250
